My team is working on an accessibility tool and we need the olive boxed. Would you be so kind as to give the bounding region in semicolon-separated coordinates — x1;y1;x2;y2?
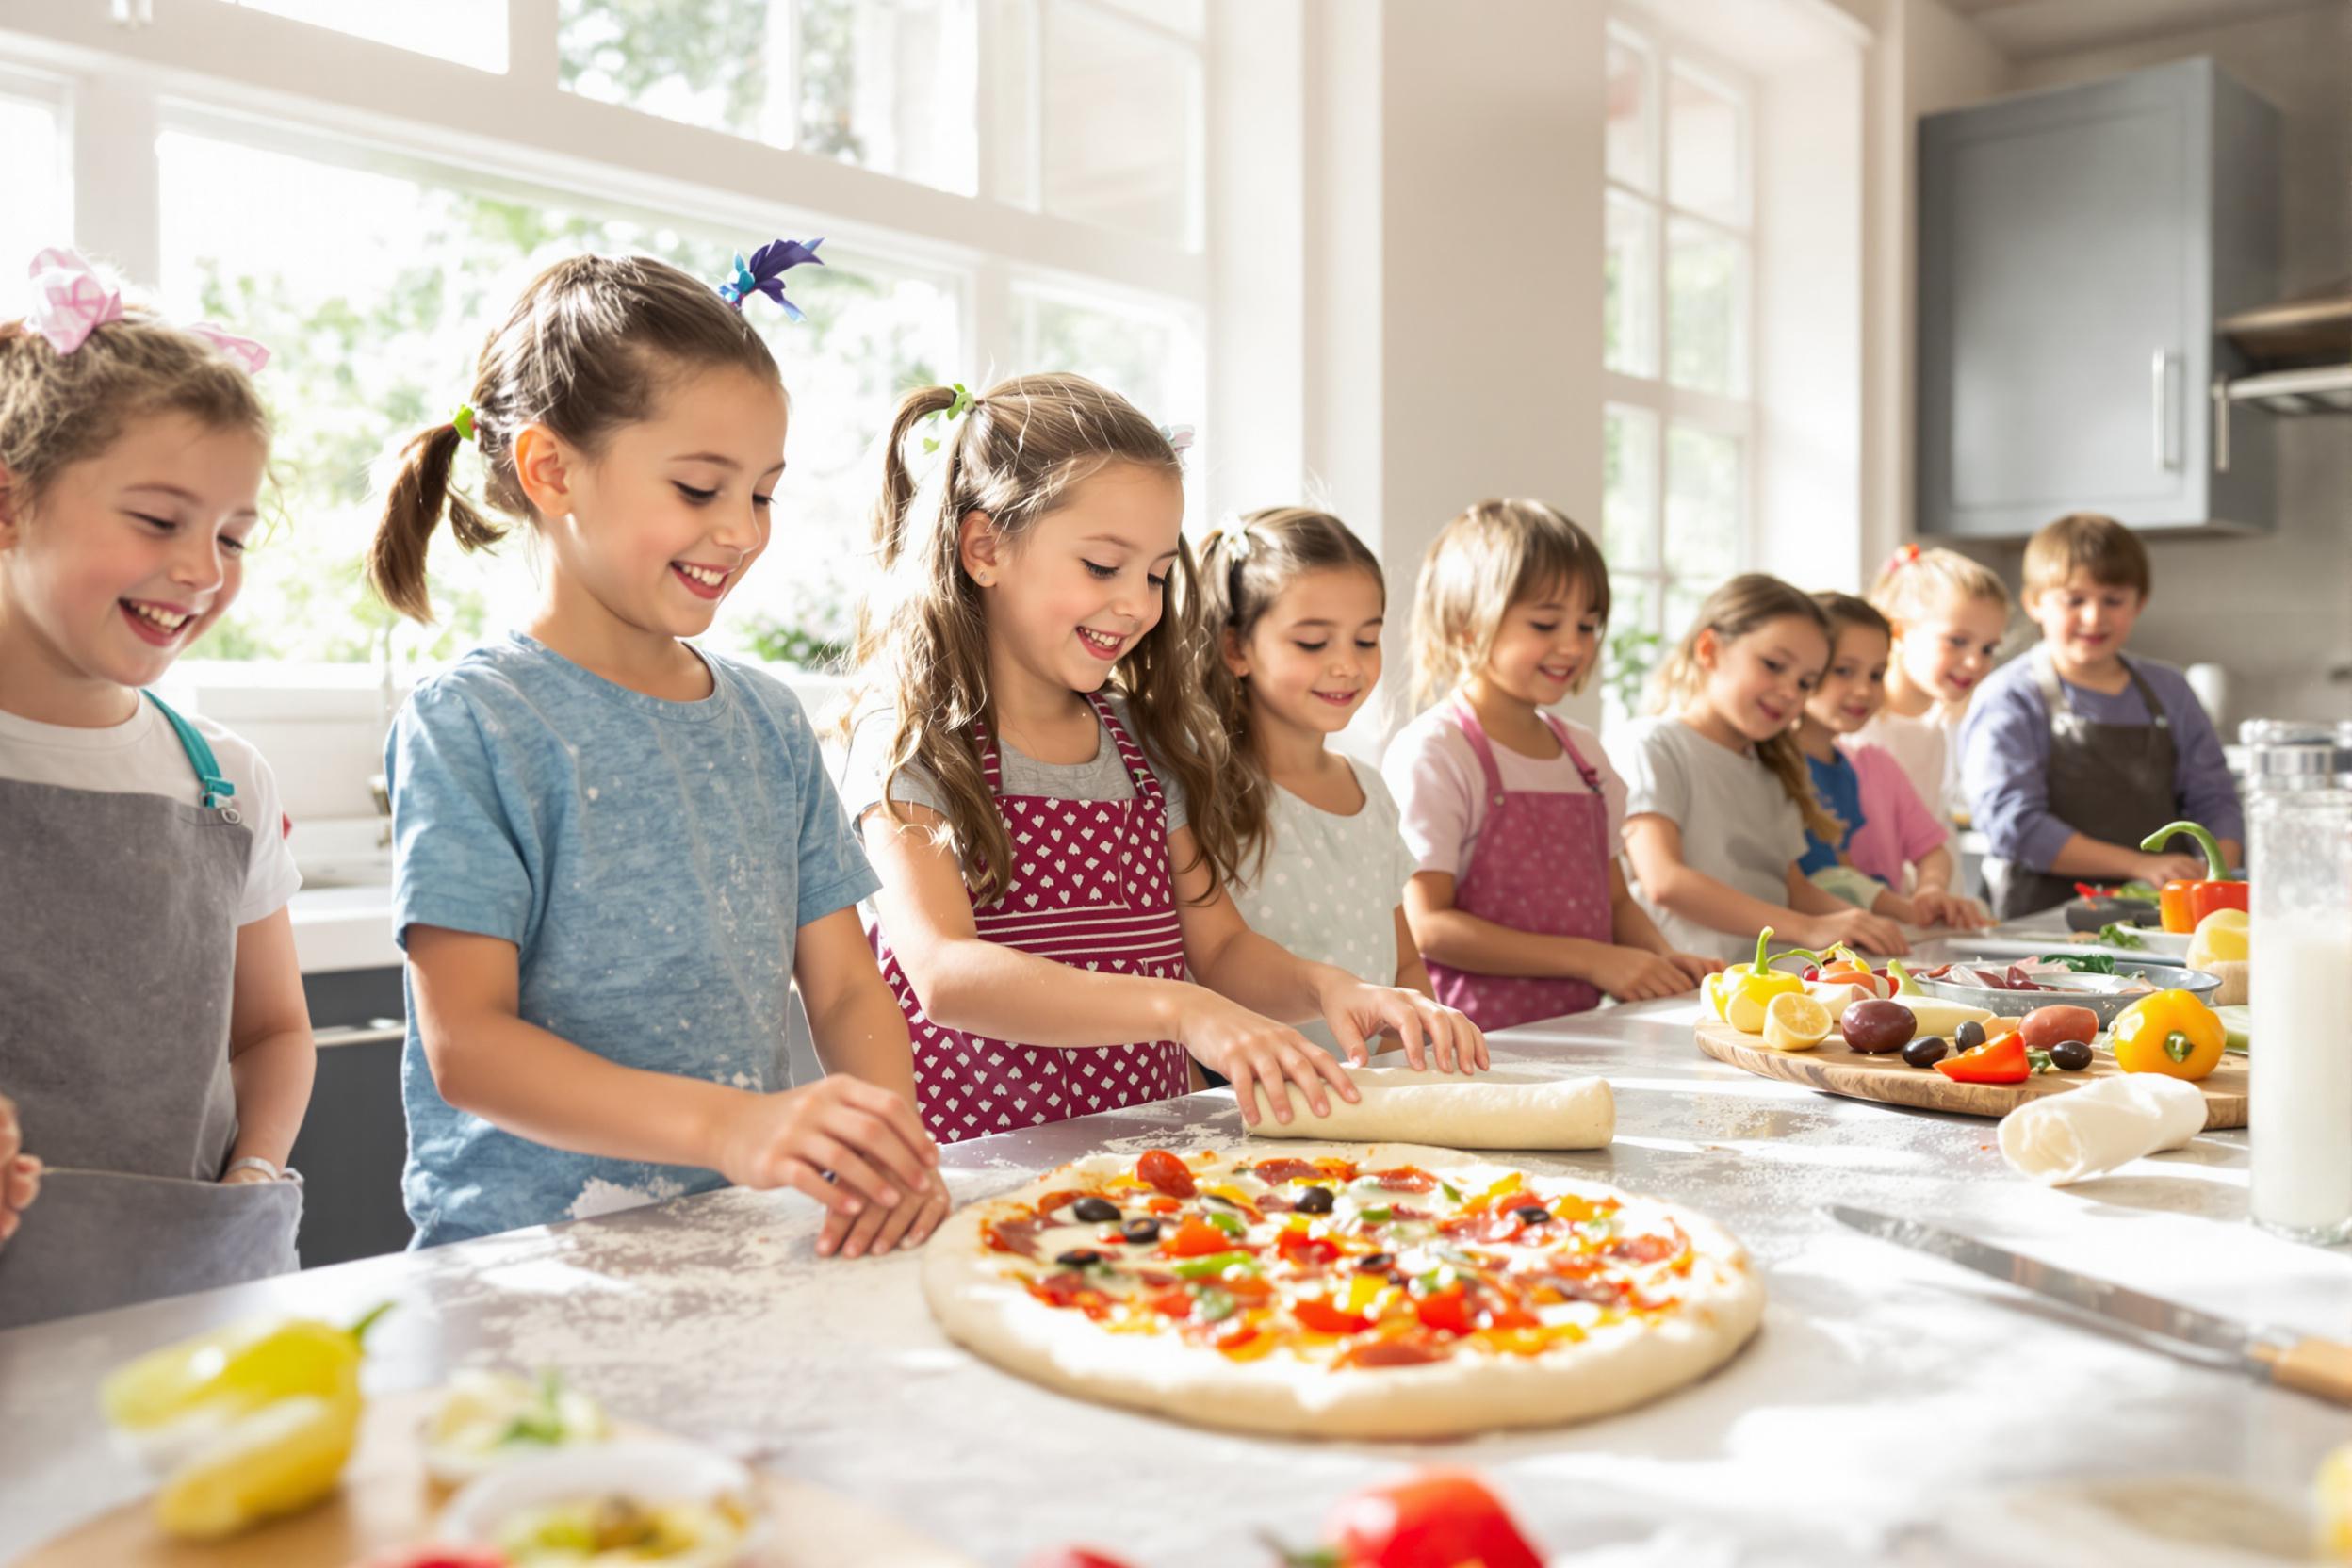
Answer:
1293;1185;1336;1215
1356;1251;1396;1272
1119;1217;1161;1246
1511;1204;1553;1226
1070;1196;1121;1224
1955;1020;1987;1052
1840;998;1919;1054
1901;1035;1949;1069
1054;1249;1104;1267
2049;1038;2095;1072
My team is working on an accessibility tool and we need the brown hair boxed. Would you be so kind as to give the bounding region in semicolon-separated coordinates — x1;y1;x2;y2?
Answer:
367;253;782;622
843;372;1229;906
1814;590;1892;646
1869;542;2009;629
1653;573;1842;842
2022;512;2150;600
0;304;270;514
1194;507;1384;875
1409;498;1610;709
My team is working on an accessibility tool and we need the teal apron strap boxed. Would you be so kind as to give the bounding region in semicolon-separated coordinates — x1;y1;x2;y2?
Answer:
141;691;237;812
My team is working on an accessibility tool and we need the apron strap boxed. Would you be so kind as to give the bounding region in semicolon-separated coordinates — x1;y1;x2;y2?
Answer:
971;715;1005;792
1447;697;1508;804
1086;692;1166;805
2116;657;2172;730
141;691;237;812
1539;711;1606;793
2034;647;2172;731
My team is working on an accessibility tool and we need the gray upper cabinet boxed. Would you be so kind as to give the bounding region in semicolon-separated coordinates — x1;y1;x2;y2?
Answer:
1918;58;2281;538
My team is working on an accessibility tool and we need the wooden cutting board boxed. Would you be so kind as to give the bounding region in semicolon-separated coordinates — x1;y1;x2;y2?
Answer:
1694;1021;2248;1129
20;1391;977;1568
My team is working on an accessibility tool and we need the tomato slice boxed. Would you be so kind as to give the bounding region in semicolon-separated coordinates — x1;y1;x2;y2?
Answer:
1136;1149;1198;1198
1293;1298;1373;1335
1276;1230;1340;1266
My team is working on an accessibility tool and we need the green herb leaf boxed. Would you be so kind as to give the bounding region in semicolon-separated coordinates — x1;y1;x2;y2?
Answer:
2099;923;2147;950
2040;952;2118;975
1439;1181;1464;1204
1204;1210;1246;1239
1358;1205;1393;1224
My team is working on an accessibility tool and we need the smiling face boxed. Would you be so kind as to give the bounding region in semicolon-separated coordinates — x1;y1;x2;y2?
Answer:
2025;572;2144;678
531;364;788;644
964;460;1184;698
1226;564;1385;738
1699;612;1830;743
1894;591;2008;704
1807;622;1892;735
1477;575;1602;709
0;412;267;716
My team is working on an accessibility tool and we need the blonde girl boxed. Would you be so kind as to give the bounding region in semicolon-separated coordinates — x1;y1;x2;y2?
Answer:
1854;543;2010;821
1609;573;1911;962
372;248;941;1259
1197;508;1467;1057
1382;499;1718;1031
841;375;1477;1144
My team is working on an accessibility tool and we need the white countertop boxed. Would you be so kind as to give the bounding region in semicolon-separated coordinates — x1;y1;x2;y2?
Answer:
5;981;2344;1565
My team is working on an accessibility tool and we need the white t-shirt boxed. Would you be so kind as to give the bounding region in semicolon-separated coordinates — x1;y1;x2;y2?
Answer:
1606;716;1806;962
1851;705;1962;825
1380;703;1627;880
0;698;302;925
1227;760;1420;1056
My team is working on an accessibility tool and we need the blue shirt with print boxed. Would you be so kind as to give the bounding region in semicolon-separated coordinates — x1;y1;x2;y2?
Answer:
1797;749;1863;875
385;633;878;1247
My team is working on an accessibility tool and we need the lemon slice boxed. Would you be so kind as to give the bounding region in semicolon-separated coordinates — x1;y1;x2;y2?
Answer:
2319;1442;2351;1560
1762;991;1832;1052
2187;906;2250;968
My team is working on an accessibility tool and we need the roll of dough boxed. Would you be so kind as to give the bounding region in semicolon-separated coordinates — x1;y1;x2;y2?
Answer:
1997;1074;2208;1186
1238;1067;1613;1150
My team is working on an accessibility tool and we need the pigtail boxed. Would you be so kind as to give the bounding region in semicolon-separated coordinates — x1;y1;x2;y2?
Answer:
368;420;504;624
1120;535;1244;900
1759;729;1846;842
1190;525;1275;877
867;384;963;571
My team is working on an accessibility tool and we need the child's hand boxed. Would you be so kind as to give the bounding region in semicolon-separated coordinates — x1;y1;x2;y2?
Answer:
1911;888;1989;930
1803;907;1911;956
819;1166;951;1261
1666;951;1725;984
716;1077;940;1225
1177;992;1362;1126
0;1095;39;1248
1592;946;1700;1002
1315;978;1486;1076
2135;851;2208;886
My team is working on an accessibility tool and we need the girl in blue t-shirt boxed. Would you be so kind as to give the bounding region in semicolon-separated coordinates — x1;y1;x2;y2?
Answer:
370;247;939;1256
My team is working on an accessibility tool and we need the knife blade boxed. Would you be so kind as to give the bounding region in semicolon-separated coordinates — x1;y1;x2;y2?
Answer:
1826;1205;2352;1405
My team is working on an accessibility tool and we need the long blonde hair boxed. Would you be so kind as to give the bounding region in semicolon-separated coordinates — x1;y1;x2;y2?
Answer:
1653;573;1842;842
1870;542;2009;630
1408;498;1610;709
1194;507;1384;876
843;372;1233;906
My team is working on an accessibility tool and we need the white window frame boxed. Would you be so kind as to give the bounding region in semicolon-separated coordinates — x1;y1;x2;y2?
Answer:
1602;9;1757;643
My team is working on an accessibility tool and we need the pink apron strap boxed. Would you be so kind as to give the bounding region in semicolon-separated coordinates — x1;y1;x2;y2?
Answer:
971;715;1005;792
1085;691;1168;805
1537;711;1606;794
1446;696;1508;804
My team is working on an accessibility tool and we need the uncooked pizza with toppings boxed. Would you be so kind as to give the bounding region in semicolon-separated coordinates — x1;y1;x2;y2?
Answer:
921;1142;1764;1438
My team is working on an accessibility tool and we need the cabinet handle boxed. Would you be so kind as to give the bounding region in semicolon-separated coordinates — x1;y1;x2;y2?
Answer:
2152;351;2180;471
2212;377;2231;474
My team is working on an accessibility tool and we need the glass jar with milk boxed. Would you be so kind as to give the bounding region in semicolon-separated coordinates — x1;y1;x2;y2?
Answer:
2244;727;2352;1243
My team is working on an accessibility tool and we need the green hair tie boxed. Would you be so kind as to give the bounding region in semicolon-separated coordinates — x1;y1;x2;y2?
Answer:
451;404;477;444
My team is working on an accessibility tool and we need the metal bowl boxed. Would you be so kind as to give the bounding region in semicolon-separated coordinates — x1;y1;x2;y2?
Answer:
1916;961;2222;1027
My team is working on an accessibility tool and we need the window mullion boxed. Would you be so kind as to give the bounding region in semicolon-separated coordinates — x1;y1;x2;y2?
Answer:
507;0;557;90
72;75;161;284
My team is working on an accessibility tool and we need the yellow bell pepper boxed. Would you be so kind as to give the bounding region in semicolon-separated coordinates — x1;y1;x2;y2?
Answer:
1723;928;1820;1035
153;1387;363;1541
2111;989;2227;1081
103;1301;390;1443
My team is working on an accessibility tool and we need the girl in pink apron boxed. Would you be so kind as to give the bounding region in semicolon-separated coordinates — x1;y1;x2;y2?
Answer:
842;374;1480;1143
1383;499;1721;1032
0;253;314;1327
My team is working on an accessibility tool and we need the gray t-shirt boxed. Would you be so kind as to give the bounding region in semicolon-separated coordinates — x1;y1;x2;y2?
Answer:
836;695;1189;839
1607;716;1807;962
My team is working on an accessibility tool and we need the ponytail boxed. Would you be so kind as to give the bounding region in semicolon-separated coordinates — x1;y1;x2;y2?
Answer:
368;420;506;623
867;384;965;573
1760;729;1845;843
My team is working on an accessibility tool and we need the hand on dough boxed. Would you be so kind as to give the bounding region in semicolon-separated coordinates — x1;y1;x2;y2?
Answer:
1316;979;1488;1075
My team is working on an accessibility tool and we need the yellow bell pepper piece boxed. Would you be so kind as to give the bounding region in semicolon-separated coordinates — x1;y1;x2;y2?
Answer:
1723;928;1818;1035
1702;972;1729;1020
153;1387;362;1541
2111;989;2227;1081
103;1301;390;1439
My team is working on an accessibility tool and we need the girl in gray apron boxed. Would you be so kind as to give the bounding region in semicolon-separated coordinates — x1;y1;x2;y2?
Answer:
0;693;302;1328
1985;650;2180;921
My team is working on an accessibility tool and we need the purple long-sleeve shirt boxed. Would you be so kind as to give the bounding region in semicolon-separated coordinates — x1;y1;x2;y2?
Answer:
1958;650;2244;873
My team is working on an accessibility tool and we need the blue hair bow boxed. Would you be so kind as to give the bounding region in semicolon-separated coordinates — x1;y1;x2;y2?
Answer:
718;237;825;320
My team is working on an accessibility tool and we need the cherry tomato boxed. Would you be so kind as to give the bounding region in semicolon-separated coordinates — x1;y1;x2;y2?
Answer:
1320;1469;1545;1568
1136;1149;1197;1198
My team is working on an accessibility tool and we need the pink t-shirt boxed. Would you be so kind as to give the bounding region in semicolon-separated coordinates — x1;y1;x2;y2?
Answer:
1380;703;1627;879
1842;739;1950;887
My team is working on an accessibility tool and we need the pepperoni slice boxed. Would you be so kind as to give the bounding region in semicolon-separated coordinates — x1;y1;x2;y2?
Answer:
1136;1150;1198;1199
1031;1189;1085;1220
1370;1167;1438;1193
1606;1228;1686;1265
1251;1158;1322;1183
985;1218;1043;1258
1338;1336;1452;1368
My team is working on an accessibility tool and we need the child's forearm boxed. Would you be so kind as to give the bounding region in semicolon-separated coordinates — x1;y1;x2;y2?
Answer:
1190;928;1332;1024
805;983;920;1107
1609;889;1680;957
226;1030;315;1170
2046;832;2159;881
899;931;1203;1048
1408;904;1619;983
1914;845;1957;893
1643;860;1802;939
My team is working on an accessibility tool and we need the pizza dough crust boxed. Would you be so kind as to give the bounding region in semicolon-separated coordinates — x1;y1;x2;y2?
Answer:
923;1142;1763;1440
1239;1067;1614;1150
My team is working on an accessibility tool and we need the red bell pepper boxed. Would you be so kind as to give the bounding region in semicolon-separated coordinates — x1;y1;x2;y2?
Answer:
2138;821;2248;934
1297;1470;1546;1568
1936;1032;2030;1085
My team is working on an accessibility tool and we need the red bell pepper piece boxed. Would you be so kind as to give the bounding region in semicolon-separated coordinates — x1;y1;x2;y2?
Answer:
1163;1217;1234;1258
1936;1031;2030;1085
1293;1298;1373;1335
1305;1469;1546;1568
2139;821;2247;934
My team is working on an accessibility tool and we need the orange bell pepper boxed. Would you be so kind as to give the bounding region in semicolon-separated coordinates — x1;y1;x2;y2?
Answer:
2139;821;2247;934
2111;989;2227;1081
1936;1032;2030;1085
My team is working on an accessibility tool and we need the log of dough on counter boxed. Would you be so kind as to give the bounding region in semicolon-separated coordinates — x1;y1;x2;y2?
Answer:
1239;1067;1614;1149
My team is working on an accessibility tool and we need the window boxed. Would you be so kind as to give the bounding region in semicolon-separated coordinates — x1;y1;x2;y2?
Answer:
1602;14;1754;724
1027;1;1202;246
225;0;509;73
0;82;69;275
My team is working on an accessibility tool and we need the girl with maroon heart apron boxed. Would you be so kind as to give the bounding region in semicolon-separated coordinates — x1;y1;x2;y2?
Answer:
0;692;302;1329
873;693;1194;1143
1422;698;1617;1031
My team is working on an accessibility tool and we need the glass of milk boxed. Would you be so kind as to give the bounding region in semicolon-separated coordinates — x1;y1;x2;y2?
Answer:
2246;734;2352;1243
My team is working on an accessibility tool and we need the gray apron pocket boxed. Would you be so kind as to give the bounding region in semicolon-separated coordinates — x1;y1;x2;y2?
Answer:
0;1168;302;1331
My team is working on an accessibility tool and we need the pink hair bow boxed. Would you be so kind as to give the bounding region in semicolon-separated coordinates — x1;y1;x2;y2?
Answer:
1157;422;1194;455
25;248;270;370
